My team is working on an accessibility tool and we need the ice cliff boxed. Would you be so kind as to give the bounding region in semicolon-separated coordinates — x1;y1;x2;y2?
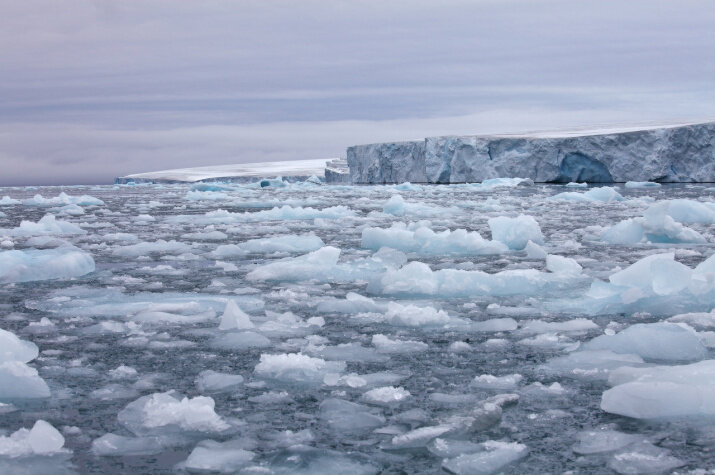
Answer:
346;122;715;184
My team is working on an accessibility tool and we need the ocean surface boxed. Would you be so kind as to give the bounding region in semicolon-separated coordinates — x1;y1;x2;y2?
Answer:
0;180;713;474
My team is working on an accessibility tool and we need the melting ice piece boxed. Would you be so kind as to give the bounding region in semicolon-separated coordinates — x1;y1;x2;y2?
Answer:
488;215;544;250
210;331;271;350
607;441;684;474
362;386;411;405
195;370;244;393
0;362;51;399
372;334;428;353
246;246;340;282
319;398;385;435
0;328;39;363
551;186;624;202
91;434;167;456
0;247;95;283
254;353;346;385
361;222;507;256
582;322;706;362
218;300;255;330
0;420;66;457
471;374;523;390
0;214;85;237
545;255;582;275
572;428;642;454
382;302;452;327
442;440;528;475
113;239;191;258
601;360;715;419
213;234;324;256
524;240;547;259
542;350;645;381
382;194;454;217
625;181;661;188
181;440;255;472
117;391;230;436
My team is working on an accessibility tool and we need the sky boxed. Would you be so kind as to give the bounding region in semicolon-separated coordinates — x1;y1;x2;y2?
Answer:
1;0;714;185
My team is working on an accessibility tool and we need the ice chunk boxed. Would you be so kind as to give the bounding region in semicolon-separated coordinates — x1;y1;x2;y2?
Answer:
551;186;624;202
472;374;523;390
23;192;104;207
388;425;455;449
382;302;451;327
213;234;324;256
117;391;230;435
542;350;645;380
0;420;65;457
196;370;244;393
625;181;661;188
91;433;166;456
546;255;582;275
645;199;715;224
379;259;582;298
488;215;544;250
524;240;547;259
608;441;685;474
0;214;85;237
113;239;191;258
372;334;428;353
442;440;528;474
0;195;20;205
362;386;411;405
0;328;39;363
601;360;715;419
362;222;507;256
319;398;385;434
609;253;692;296
668;310;715;329
246;246;340;282
0;246;95;283
168;205;355;224
182;440;255;472
218;300;254;330
583;322;706;362
382;194;454;217
210;331;271;350
254;353;345;385
0;362;51;399
520;318;598;334
572;428;642;454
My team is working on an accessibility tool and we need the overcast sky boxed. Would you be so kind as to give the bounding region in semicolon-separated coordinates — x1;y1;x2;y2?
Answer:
1;0;714;185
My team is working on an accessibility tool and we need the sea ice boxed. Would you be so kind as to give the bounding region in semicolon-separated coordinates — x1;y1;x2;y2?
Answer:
362;222;507;256
0;246;95;283
213;234;324;256
601;360;715;419
487;215;544;250
0;362;51;399
117;391;231;435
0;328;39;363
442;440;528;474
0;214;85;237
0;420;66;457
362;386;411;405
254;353;346;385
181;440;255;473
218;300;255;330
195;370;244;393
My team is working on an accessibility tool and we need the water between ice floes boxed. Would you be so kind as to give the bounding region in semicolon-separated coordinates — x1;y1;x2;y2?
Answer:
0;180;713;473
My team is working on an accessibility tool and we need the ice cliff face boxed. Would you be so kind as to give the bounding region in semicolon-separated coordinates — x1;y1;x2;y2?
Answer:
347;122;715;183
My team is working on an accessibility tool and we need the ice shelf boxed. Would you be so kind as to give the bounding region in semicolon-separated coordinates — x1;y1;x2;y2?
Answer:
347;121;715;184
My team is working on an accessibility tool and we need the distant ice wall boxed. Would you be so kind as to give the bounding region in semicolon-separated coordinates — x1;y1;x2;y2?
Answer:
347;122;715;183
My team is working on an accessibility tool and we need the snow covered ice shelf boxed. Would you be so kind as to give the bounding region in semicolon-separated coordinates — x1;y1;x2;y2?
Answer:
0;181;713;473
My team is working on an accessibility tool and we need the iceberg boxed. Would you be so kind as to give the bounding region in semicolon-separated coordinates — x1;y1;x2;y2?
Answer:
0;246;95;283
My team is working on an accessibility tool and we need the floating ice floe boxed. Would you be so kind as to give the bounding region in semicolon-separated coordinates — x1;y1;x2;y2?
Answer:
22;192;104;207
0;246;95;283
625;181;662;188
601;360;715;419
180;439;255;472
0;328;39;363
362;221;507;255
117;391;231;436
382;194;456;217
218;300;255;330
0;196;20;205
442;440;528;475
113;239;192;257
376;257;585;298
551;186;625;202
254;353;346;385
167;205;356;225
0;214;85;237
600;199;712;244
213;234;324;257
569;252;715;315
0;420;66;457
195;370;244;393
487;215;544;250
